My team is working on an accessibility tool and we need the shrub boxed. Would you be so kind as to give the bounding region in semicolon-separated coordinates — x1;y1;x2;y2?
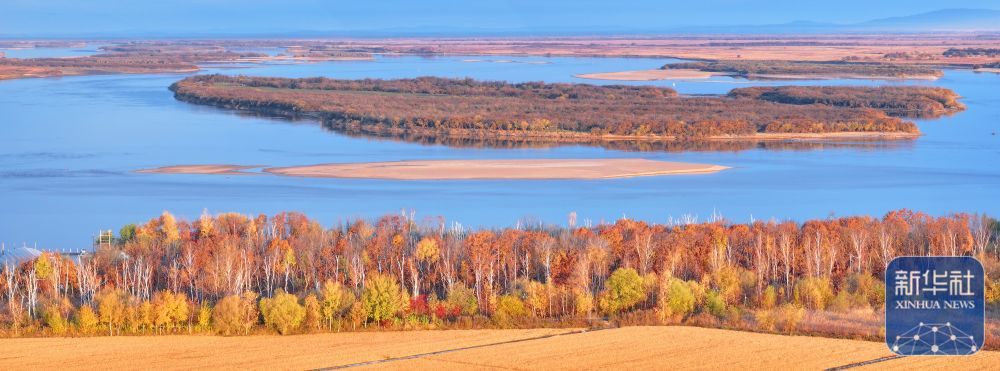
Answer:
754;309;776;332
75;305;99;334
303;294;322;332
844;273;885;308
761;285;778;310
348;302;366;330
987;277;1000;305
598;268;646;316
711;266;744;305
658;277;695;322
197;304;212;332
151;290;189;332
320;279;355;330
574;290;595;316
96;288;127;335
704;290;728;318
260;289;306;335
361;274;407;325
212;292;258;336
43;306;68;335
493;295;528;327
521;280;549;317
775;304;805;334
446;284;478;316
793;277;833;310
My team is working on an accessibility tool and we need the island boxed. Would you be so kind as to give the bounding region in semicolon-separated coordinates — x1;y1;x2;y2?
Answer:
168;75;963;143
659;60;943;80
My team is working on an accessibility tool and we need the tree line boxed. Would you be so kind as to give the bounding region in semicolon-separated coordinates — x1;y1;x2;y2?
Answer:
171;75;924;140
943;48;1000;58
662;60;942;78
1;210;997;340
728;86;965;119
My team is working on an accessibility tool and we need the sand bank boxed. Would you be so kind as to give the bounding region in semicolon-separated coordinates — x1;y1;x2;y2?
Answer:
137;164;260;175
575;69;715;81
264;159;727;180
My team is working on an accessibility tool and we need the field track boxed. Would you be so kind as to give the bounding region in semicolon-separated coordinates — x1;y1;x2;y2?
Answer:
0;326;996;370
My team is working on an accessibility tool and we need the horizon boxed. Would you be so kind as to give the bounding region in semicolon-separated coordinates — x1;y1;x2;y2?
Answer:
1;1;999;38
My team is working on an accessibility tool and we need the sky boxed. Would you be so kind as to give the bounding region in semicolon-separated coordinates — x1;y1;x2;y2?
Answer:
1;0;998;37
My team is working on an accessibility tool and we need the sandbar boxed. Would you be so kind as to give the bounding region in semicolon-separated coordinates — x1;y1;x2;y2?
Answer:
264;159;727;180
137;164;260;175
575;69;715;81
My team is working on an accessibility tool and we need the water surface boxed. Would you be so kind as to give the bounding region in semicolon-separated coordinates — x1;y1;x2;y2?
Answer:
1;55;997;248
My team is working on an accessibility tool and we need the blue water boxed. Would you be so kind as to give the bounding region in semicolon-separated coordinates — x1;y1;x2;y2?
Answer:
1;55;998;248
0;44;105;58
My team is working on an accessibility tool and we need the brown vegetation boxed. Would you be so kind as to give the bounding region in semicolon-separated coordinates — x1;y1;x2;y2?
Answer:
729;86;965;118
170;75;923;140
944;48;1000;58
662;60;942;79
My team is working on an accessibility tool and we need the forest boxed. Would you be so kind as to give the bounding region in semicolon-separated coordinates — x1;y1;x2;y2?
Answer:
170;75;928;140
661;60;943;78
728;86;965;118
1;210;997;344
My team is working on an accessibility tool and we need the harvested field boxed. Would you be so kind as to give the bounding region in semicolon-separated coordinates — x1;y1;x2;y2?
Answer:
367;326;1000;370
264;159;728;180
4;326;997;370
0;328;570;370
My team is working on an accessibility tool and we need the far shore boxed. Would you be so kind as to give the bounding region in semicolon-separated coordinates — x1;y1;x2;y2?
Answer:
139;159;728;180
574;69;940;81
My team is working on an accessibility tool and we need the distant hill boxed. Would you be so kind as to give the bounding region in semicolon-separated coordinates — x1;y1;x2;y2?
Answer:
856;8;1000;31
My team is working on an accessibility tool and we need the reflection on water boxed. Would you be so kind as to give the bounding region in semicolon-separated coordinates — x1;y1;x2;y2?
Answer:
324;123;914;153
218;105;915;153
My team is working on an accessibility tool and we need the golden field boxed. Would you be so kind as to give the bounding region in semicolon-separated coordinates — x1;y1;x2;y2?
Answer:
1;326;997;370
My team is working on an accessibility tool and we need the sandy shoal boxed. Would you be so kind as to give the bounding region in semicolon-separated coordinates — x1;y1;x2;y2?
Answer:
136;164;260;175
575;69;715;81
264;158;728;180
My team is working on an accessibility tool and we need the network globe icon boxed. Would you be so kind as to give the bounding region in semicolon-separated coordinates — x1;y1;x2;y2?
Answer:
891;322;978;355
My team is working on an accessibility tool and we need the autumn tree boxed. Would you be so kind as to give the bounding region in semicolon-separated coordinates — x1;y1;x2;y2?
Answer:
598;268;646;316
259;289;305;335
361;273;407;325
